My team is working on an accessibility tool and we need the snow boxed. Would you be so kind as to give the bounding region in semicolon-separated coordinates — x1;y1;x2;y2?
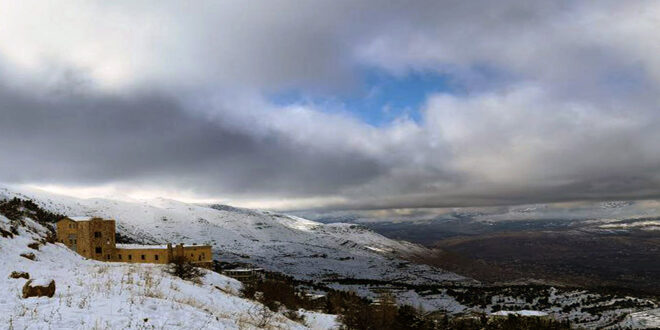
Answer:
0;215;331;329
1;185;659;329
68;216;94;221
364;246;388;253
225;268;263;272
116;243;205;249
116;244;171;249
0;184;466;286
3;185;659;329
490;310;548;317
622;309;660;329
30;278;55;287
298;310;339;330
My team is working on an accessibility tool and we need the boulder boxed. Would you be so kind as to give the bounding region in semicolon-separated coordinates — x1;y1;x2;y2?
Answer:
22;279;56;298
0;227;13;238
9;271;29;279
27;242;40;250
20;252;35;260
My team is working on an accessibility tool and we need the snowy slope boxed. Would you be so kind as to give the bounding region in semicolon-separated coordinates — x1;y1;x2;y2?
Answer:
0;214;338;329
622;309;660;329
0;185;466;284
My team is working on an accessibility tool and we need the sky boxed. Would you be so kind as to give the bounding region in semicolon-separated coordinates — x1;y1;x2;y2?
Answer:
2;1;660;211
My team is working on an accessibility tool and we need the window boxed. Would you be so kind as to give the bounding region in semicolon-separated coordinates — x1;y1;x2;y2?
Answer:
106;255;110;260
94;232;102;238
118;254;122;260
128;255;132;260
198;255;201;261
141;255;145;260
95;247;102;254
154;255;159;261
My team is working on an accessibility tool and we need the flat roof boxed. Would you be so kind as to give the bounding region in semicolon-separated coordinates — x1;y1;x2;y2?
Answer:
223;268;263;272
116;243;211;250
116;244;169;250
60;216;111;222
69;216;92;221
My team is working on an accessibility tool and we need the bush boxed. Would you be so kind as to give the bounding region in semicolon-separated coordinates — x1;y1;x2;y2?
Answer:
486;314;570;330
242;278;316;312
167;256;202;282
284;310;306;323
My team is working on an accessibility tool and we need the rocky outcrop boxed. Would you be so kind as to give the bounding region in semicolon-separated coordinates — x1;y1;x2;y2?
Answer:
22;279;56;298
0;227;13;238
9;271;29;279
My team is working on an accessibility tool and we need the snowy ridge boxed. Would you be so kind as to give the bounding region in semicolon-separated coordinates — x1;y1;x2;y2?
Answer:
0;185;466;284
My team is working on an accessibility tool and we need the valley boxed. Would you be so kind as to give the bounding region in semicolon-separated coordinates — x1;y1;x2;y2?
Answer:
304;205;660;297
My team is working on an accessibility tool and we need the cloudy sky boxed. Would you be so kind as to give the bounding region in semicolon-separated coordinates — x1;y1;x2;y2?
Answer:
1;1;660;210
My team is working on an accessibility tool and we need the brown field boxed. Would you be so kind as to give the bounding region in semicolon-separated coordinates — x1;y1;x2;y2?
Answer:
419;229;660;296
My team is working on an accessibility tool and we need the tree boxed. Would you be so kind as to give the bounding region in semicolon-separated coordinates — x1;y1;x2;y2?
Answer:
167;256;202;281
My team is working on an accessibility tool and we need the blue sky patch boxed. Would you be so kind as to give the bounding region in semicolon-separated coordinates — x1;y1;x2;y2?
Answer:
269;68;457;126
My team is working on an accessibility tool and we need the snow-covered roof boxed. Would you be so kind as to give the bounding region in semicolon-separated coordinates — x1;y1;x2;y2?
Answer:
61;216;113;222
223;268;263;272
116;243;208;250
30;278;54;287
116;244;169;250
490;310;548;317
68;216;93;221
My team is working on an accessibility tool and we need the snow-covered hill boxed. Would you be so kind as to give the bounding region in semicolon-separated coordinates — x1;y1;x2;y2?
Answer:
0;213;337;329
0;185;466;284
2;185;657;329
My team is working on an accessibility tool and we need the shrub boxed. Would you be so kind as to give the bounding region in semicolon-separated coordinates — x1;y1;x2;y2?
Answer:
242;278;313;312
9;271;30;279
284;310;306;323
167;256;202;282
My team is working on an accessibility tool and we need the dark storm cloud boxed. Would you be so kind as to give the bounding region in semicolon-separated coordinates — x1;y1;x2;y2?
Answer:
0;82;384;197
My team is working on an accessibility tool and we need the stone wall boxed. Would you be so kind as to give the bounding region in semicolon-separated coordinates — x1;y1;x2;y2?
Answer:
115;248;169;264
56;217;212;268
55;219;78;252
179;245;212;267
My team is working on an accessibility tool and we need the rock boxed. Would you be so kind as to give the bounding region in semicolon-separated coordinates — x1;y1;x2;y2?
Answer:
22;279;56;298
0;227;13;238
20;252;36;260
9;271;30;279
27;242;40;250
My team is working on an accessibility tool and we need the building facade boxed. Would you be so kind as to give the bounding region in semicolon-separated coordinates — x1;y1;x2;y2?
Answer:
221;268;264;283
56;216;212;268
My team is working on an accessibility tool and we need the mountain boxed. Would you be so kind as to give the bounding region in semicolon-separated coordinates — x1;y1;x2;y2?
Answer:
3;185;660;328
0;206;337;329
0;185;466;285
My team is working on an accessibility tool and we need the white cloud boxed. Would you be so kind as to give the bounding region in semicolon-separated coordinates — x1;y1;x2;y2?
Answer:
2;1;660;209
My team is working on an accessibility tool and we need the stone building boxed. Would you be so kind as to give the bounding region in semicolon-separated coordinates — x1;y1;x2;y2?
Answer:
221;268;264;283
56;216;212;268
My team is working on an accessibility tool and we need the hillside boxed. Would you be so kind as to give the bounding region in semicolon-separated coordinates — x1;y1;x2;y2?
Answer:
0;185;465;285
3;185;660;329
0;212;338;329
